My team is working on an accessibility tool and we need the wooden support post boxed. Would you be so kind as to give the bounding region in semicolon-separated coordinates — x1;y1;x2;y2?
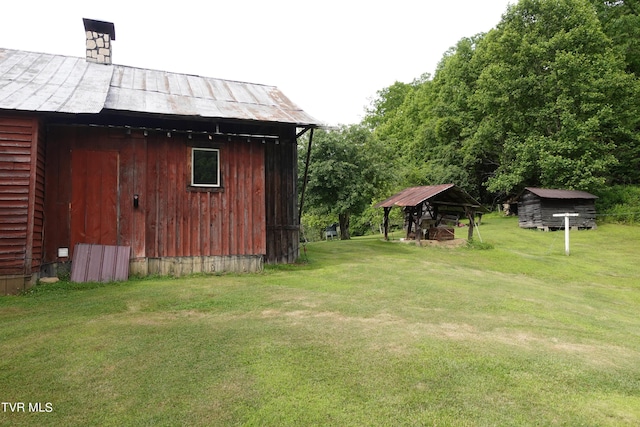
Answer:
405;208;413;239
415;205;422;246
466;209;475;241
298;128;314;223
383;207;391;241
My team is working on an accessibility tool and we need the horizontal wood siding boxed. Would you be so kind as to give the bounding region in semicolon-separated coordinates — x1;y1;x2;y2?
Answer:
44;126;266;266
265;128;299;264
0;115;38;276
518;192;541;229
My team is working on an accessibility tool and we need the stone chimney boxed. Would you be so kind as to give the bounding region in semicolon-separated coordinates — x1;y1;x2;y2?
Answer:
83;18;116;65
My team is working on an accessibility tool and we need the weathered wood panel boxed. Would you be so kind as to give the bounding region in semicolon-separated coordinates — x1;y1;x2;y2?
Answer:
70;149;119;247
44;125;267;268
29;117;46;273
518;191;597;229
43;126;72;264
265;128;299;264
0;115;37;276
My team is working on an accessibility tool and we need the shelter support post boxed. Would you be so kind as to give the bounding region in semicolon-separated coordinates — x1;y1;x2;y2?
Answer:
466;208;476;241
298;128;314;223
415;204;423;245
383;207;391;241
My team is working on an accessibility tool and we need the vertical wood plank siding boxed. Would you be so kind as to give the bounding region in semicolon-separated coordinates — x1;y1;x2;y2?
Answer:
143;132;266;258
32;121;46;272
265;128;299;264
518;192;597;229
0;114;44;276
44;125;267;264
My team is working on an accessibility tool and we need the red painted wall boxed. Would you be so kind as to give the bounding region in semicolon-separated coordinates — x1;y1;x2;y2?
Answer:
44;125;266;263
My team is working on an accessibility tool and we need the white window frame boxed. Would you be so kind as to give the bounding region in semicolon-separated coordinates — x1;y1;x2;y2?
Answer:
191;147;220;187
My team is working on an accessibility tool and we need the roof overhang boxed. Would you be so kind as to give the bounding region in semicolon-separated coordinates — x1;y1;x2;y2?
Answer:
375;184;488;212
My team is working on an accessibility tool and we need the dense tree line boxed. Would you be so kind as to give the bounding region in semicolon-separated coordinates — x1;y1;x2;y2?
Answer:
301;0;640;238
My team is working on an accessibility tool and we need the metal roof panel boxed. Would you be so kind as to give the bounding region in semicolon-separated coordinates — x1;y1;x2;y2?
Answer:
0;49;111;113
375;184;487;211
375;184;455;207
0;48;322;126
523;187;598;200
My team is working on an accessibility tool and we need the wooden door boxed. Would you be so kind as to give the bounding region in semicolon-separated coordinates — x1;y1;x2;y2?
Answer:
70;150;119;251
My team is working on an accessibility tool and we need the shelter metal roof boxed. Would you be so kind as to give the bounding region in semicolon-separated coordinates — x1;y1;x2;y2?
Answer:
375;184;487;211
523;187;598;200
0;48;321;126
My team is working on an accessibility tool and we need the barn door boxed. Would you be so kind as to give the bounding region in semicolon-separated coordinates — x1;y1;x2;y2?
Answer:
70;150;119;251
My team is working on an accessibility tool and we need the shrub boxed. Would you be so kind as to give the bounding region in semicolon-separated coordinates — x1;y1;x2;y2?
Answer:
595;185;640;224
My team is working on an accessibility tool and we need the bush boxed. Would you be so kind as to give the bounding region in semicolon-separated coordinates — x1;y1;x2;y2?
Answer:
594;185;640;224
301;213;336;242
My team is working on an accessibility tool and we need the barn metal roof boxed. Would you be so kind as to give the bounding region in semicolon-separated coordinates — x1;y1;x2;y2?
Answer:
523;187;598;200
375;184;487;211
0;48;321;126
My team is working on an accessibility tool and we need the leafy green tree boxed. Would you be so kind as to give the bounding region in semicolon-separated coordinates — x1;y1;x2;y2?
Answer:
470;0;637;195
589;0;640;183
416;35;491;199
590;0;640;75
301;125;392;239
364;80;416;129
364;0;640;205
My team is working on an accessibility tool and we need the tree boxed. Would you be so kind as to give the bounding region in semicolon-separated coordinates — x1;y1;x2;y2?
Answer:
590;0;640;75
364;0;640;205
301;125;392;239
470;0;637;195
589;0;640;183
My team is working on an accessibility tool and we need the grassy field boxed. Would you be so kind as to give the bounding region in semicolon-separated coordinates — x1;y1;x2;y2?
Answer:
1;214;639;426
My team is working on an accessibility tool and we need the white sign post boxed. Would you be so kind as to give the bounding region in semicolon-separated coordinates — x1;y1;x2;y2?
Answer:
552;213;579;255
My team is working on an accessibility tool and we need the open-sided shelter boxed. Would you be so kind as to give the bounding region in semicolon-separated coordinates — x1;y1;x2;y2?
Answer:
375;184;487;242
0;19;321;294
517;187;598;230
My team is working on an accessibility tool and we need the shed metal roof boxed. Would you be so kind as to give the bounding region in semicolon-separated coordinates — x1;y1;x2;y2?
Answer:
523;187;598;200
0;48;321;126
375;184;487;211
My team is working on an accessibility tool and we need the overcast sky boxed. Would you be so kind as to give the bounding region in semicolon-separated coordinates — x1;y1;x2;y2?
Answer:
1;0;513;126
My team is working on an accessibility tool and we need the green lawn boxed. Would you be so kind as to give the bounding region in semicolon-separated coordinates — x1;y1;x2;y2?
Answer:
1;214;639;426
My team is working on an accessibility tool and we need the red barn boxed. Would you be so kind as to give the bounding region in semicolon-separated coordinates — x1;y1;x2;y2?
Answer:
0;19;320;294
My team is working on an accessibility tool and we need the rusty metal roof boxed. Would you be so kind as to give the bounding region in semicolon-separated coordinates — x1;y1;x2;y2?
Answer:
375;184;487;211
0;48;321;126
523;187;598;200
376;184;455;207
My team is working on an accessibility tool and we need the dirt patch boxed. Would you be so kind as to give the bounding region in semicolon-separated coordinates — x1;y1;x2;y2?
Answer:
394;238;468;248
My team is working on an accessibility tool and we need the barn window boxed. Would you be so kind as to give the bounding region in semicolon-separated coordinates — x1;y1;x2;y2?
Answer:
191;148;220;187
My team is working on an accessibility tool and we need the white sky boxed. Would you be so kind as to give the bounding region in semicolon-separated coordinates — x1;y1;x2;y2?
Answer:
1;0;513;126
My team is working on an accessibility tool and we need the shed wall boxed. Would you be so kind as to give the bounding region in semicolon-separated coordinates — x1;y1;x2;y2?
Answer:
518;192;597;229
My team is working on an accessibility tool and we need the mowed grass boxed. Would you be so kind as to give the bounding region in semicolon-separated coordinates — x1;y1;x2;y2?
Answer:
1;214;639;426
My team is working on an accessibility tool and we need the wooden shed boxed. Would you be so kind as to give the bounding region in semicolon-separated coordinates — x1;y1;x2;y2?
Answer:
517;187;598;230
375;184;487;242
0;20;321;294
